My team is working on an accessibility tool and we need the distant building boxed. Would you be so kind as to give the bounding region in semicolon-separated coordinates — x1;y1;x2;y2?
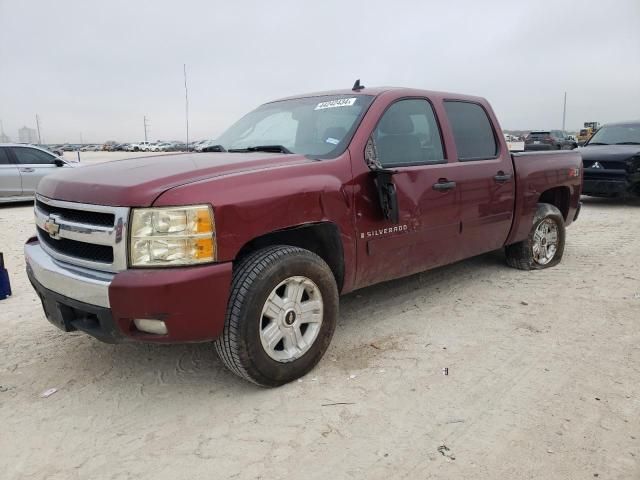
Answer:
18;126;38;144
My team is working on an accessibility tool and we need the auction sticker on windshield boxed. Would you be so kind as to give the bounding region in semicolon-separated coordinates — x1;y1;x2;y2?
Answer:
315;98;357;110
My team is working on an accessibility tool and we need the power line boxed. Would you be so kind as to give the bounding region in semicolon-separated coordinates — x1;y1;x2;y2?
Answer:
36;114;42;144
183;64;190;151
562;92;567;131
143;115;150;142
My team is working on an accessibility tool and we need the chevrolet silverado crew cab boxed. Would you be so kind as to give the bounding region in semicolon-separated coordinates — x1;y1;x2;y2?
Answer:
25;85;583;386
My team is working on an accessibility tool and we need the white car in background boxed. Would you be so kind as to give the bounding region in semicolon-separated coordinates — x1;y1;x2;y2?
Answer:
128;141;153;152
150;143;172;152
0;144;76;203
504;133;525;152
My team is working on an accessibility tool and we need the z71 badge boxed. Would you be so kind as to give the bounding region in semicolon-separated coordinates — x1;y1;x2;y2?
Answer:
361;224;408;239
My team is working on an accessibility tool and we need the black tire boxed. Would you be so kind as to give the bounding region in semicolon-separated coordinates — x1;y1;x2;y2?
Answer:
505;203;566;270
214;246;338;387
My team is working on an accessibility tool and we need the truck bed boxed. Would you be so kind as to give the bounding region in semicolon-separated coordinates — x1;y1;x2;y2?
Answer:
507;150;582;246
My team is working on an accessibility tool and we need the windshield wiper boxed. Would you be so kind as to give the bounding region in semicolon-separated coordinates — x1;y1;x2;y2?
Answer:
587;142;609;145
615;141;640;145
228;145;292;154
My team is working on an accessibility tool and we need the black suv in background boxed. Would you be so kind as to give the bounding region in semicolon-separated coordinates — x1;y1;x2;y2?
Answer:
525;130;577;151
580;121;640;198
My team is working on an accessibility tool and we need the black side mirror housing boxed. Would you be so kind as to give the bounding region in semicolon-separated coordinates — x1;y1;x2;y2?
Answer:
365;136;400;224
54;159;65;167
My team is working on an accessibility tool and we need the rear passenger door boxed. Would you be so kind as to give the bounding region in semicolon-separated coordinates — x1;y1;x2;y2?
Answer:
10;146;59;196
354;98;462;287
443;101;515;258
0;147;23;199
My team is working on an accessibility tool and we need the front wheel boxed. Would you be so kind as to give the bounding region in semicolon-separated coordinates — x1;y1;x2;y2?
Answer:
505;203;566;270
214;246;338;387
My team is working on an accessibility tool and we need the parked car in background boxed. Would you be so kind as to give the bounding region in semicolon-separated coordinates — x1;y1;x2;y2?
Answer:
35;144;64;157
0;144;75;203
188;140;207;151
128;141;153;152
151;143;174;152
171;143;187;151
61;144;76;152
194;140;213;152
25;86;582;386
525;130;577;151
504;133;524;152
580;121;640;198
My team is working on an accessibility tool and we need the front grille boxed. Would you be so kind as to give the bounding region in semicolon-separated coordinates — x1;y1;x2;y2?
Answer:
582;160;626;170
36;199;115;227
35;195;129;272
38;227;114;264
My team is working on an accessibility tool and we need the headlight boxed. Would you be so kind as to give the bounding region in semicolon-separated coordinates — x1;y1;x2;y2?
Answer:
129;205;216;267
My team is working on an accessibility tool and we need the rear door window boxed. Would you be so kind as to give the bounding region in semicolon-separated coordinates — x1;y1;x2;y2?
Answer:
12;147;56;165
444;101;498;160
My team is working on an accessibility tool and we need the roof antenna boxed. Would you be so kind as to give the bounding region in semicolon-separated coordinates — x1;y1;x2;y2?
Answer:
352;79;365;91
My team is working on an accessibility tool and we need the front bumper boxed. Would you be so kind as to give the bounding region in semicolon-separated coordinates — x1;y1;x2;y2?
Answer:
25;241;233;343
582;178;630;196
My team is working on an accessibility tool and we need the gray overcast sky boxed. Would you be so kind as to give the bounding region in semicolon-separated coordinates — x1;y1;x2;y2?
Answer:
1;0;638;143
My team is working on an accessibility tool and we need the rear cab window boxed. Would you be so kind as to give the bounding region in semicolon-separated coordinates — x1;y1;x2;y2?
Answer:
444;101;498;161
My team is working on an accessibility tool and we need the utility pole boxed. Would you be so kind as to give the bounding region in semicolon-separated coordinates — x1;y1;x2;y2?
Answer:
562;92;567;132
143;115;150;142
183;64;190;151
36;114;42;144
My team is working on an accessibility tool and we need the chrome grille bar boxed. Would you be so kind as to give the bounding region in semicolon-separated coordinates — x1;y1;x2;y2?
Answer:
34;194;130;273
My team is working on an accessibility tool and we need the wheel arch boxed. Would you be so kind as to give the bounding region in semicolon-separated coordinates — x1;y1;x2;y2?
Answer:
234;222;345;291
539;186;570;221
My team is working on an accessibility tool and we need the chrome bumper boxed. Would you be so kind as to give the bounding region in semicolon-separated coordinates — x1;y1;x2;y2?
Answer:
25;242;113;308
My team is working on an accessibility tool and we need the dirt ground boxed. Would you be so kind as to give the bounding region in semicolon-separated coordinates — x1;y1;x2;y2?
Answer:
0;179;638;479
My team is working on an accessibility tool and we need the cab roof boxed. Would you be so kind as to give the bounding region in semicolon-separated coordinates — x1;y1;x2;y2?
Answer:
268;86;487;104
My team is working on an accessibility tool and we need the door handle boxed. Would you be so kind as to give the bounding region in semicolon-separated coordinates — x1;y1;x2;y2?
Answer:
432;179;457;191
494;172;512;183
19;168;35;173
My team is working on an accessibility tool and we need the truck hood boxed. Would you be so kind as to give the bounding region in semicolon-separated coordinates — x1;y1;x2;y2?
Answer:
579;145;640;163
38;152;313;206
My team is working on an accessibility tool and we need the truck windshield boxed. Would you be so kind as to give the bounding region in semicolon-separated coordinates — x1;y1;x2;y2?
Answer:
587;123;640;145
213;94;374;159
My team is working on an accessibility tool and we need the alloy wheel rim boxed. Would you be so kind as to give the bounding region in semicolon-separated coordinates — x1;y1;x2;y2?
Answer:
532;218;558;265
259;276;323;363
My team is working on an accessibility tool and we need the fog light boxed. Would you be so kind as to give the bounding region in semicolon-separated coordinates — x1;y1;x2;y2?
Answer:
133;319;168;335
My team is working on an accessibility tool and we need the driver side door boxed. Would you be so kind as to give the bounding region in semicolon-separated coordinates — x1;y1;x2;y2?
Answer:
353;98;462;288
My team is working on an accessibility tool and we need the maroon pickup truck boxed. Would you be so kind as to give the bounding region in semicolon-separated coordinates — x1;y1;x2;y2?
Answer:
25;85;582;386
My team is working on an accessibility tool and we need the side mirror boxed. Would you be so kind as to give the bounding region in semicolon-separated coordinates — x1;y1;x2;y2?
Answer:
366;137;399;224
54;158;65;167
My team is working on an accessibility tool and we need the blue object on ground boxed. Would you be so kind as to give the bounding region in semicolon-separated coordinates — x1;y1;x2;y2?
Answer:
0;252;12;300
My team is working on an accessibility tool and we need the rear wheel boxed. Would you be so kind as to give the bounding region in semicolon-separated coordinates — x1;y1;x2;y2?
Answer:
505;203;565;270
214;246;338;386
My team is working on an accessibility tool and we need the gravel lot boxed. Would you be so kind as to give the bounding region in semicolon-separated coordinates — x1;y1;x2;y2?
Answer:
0;161;638;479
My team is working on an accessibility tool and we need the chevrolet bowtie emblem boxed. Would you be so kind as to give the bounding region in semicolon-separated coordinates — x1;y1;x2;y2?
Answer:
592;161;603;169
43;215;61;239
